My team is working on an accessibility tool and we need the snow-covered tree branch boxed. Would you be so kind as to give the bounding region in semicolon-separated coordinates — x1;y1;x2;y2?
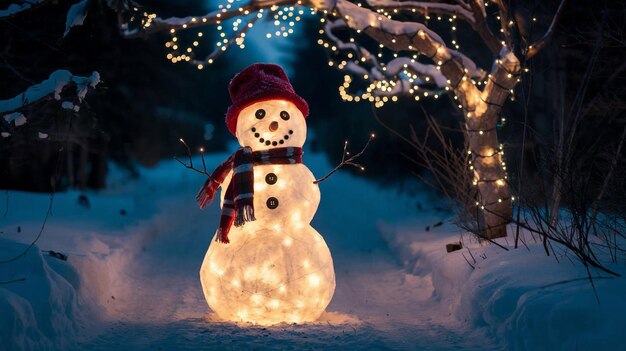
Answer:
115;0;567;238
0;70;100;137
2;0;90;37
0;0;51;18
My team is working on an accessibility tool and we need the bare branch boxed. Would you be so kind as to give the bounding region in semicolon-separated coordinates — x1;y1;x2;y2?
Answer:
468;0;502;53
314;133;375;183
0;185;53;264
589;125;626;224
461;253;475;269
174;138;210;176
493;0;513;48
526;0;568;58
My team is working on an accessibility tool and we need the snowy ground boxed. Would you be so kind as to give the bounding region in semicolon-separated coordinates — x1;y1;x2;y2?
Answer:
1;147;625;350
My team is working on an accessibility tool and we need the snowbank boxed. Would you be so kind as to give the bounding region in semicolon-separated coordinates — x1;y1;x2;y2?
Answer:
0;186;148;350
380;221;626;351
0;151;231;350
0;240;81;350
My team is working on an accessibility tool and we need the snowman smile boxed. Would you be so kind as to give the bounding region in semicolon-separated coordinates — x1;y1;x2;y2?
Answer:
251;127;294;147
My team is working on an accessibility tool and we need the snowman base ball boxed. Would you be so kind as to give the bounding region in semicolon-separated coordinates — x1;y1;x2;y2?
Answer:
200;225;335;325
197;64;336;325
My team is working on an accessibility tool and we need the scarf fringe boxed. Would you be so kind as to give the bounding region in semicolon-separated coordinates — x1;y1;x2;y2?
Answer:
234;204;256;227
196;178;220;209
199;147;302;244
215;228;230;244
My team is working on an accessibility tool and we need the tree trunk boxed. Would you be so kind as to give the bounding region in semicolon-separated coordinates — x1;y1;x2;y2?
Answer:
342;1;519;238
464;51;520;239
465;110;512;238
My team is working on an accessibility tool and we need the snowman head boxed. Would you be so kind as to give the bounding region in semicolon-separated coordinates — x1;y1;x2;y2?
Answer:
225;63;309;149
235;99;306;150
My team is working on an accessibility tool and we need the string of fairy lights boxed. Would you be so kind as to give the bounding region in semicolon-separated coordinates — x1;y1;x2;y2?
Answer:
321;13;481;108
127;0;533;212
160;0;315;70
314;2;522;211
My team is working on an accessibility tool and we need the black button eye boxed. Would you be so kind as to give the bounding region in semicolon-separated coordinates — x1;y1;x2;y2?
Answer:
255;109;266;119
280;111;290;121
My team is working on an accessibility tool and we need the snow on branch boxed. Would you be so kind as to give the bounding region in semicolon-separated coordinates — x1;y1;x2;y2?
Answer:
64;0;89;37
327;0;487;106
325;21;423;99
337;0;446;45
336;0;483;77
0;0;49;18
385;57;447;87
121;0;484;82
2;0;90;38
117;0;556;112
0;70;100;114
366;0;475;24
325;18;361;52
323;7;478;103
0;70;100;136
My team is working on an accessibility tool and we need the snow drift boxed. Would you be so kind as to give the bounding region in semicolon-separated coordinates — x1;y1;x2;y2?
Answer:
0;240;81;350
380;221;626;351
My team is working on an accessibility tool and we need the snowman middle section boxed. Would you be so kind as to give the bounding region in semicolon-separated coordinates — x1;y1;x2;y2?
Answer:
200;163;335;325
220;163;320;226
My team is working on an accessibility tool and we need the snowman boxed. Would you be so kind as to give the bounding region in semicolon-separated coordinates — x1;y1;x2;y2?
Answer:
196;63;335;325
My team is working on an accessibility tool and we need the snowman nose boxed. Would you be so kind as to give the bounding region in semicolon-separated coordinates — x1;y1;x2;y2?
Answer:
269;121;279;132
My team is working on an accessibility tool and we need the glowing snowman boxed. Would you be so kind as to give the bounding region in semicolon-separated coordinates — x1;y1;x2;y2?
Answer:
199;93;335;325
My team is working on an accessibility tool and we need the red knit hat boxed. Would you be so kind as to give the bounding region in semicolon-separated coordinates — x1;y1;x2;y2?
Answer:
225;63;309;136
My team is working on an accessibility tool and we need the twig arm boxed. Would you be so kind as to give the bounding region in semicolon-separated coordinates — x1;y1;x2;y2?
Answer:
314;133;375;184
174;138;210;176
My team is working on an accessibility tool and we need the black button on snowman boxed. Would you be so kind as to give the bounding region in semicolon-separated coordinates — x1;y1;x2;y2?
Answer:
265;172;278;185
266;197;279;209
265;173;278;209
199;63;336;326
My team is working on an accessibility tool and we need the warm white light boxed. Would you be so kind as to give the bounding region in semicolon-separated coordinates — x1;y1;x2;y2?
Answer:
200;99;335;326
269;299;280;309
283;237;293;247
251;293;263;304
308;274;321;287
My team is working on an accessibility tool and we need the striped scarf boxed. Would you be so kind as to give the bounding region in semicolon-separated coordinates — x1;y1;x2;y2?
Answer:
196;146;303;243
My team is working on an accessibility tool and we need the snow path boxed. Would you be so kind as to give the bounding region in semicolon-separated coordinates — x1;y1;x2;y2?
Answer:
3;150;497;350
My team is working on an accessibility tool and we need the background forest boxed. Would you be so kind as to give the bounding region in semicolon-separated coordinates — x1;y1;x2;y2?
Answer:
2;0;623;204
